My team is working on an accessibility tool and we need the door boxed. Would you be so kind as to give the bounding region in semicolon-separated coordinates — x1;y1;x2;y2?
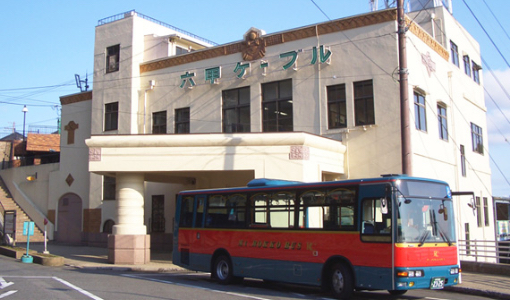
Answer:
57;194;82;244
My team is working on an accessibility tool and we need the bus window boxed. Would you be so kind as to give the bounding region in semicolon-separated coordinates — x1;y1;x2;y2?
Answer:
361;197;391;242
251;193;269;227
269;191;296;229
328;188;356;229
179;196;194;227
206;195;228;228
194;196;205;228
300;190;326;229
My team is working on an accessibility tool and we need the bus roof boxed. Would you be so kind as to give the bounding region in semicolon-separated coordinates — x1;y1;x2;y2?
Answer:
178;174;449;195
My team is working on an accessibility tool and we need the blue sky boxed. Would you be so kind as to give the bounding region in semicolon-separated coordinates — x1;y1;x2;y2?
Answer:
1;0;509;196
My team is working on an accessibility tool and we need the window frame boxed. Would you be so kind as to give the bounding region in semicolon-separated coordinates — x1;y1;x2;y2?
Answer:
175;107;190;134
450;41;459;67
472;61;481;84
471;122;484;154
222;86;251;133
327;84;347;129
152;110;167;134
104;102;119;131
262;79;293;132
106;44;120;73
353;80;375;126
437;104;448;141
103;175;116;201
414;92;427;132
463;55;471;77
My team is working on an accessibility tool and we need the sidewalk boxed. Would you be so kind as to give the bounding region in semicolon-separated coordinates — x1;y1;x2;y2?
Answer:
15;242;510;299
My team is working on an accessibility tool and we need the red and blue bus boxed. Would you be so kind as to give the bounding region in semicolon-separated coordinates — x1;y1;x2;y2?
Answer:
172;175;459;299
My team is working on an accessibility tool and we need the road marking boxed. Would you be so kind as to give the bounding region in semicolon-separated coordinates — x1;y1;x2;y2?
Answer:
122;274;272;300
52;277;104;300
0;276;102;300
0;291;17;298
0;278;14;290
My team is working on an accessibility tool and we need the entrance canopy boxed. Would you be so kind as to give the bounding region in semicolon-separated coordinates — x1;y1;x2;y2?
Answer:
86;132;346;186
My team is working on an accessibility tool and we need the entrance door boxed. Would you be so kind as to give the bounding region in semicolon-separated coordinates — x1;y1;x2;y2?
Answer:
57;194;82;243
151;195;165;233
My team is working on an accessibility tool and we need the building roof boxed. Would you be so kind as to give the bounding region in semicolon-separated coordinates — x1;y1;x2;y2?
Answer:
0;132;24;141
26;133;60;152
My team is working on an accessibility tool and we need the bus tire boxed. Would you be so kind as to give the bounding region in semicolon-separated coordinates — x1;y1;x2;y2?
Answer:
388;289;407;295
213;255;234;284
329;263;353;299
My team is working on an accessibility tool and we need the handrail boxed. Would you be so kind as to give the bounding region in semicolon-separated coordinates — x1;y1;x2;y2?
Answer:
458;239;510;263
97;10;217;46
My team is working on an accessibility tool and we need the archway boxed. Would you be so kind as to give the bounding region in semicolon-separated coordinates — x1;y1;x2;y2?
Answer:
57;193;82;244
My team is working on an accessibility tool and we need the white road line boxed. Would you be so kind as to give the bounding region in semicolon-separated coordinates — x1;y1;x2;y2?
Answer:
0;291;18;299
0;278;14;290
121;274;272;300
52;277;103;300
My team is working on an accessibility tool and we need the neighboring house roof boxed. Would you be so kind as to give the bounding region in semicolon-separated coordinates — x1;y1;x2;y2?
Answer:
26;134;60;152
0;132;24;141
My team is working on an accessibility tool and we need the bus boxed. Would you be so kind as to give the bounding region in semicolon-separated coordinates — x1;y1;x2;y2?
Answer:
172;175;459;299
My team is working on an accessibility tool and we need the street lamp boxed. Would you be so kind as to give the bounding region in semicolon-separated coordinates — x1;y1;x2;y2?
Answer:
22;105;28;141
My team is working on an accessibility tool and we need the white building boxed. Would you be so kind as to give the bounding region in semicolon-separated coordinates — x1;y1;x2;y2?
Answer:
2;1;492;264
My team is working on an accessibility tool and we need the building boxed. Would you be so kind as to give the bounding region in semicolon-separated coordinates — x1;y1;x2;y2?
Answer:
1;1;494;265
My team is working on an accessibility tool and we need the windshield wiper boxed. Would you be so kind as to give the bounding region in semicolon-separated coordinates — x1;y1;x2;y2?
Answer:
418;230;429;247
438;226;453;246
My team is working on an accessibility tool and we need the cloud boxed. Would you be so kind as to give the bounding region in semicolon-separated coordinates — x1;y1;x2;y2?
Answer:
484;68;510;145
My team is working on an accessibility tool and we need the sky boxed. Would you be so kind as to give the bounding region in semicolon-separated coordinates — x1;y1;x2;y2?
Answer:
1;0;509;196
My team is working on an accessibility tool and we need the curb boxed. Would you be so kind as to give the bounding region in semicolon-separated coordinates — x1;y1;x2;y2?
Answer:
445;286;510;300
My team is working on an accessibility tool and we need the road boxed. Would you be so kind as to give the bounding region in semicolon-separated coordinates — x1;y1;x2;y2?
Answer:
0;255;492;300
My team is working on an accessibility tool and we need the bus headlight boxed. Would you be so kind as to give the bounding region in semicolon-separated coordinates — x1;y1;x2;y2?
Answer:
450;267;459;275
397;270;424;277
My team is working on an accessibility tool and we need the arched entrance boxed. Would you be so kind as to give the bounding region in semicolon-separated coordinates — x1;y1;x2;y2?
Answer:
57;193;82;244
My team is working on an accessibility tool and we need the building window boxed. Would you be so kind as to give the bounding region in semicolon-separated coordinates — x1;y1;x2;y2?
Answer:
460;145;466;177
175;107;190;133
176;46;188;55
106;44;120;73
327;84;347;129
262;79;293;132
437;104;448;140
152;111;167;134
104;102;118;131
222;87;250;133
463;55;471;77
414;92;427;131
483;197;489;226
354;80;375;126
465;223;470;255
472;61;481;84
471;122;484;154
103;176;116;200
476;197;483;227
450;41;459;67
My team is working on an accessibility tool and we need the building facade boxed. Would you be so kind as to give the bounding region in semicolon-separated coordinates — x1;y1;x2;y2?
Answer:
53;3;493;264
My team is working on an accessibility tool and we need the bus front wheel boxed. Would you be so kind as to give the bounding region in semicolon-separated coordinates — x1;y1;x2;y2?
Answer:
213;255;234;284
329;263;353;299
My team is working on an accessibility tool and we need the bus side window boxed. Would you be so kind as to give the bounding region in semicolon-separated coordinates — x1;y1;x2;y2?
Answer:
251;193;270;228
179;196;194;228
361;198;391;242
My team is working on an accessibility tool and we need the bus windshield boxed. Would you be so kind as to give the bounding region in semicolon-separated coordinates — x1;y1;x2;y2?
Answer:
397;197;456;244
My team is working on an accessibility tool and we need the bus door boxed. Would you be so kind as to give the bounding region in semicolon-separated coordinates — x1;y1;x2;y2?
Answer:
357;184;393;289
189;195;208;271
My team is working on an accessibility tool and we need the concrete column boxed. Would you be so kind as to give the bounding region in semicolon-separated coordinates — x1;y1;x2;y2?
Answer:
108;172;150;264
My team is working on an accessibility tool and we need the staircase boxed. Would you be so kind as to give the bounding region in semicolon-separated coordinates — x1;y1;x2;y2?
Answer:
0;177;45;243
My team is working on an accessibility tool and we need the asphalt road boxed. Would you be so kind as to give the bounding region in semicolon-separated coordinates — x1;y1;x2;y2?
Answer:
0;255;496;300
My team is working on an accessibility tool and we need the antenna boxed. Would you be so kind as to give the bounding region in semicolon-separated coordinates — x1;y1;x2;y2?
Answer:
75;73;89;92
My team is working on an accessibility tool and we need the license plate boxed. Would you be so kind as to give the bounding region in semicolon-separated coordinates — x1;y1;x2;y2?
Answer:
430;277;445;289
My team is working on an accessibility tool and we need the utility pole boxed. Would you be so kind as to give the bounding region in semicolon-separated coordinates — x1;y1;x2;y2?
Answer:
398;0;411;175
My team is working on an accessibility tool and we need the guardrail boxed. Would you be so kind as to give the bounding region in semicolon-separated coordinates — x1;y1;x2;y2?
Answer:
458;239;510;264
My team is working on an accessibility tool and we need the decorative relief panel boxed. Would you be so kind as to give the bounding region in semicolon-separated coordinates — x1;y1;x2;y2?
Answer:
289;146;310;160
89;148;101;161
